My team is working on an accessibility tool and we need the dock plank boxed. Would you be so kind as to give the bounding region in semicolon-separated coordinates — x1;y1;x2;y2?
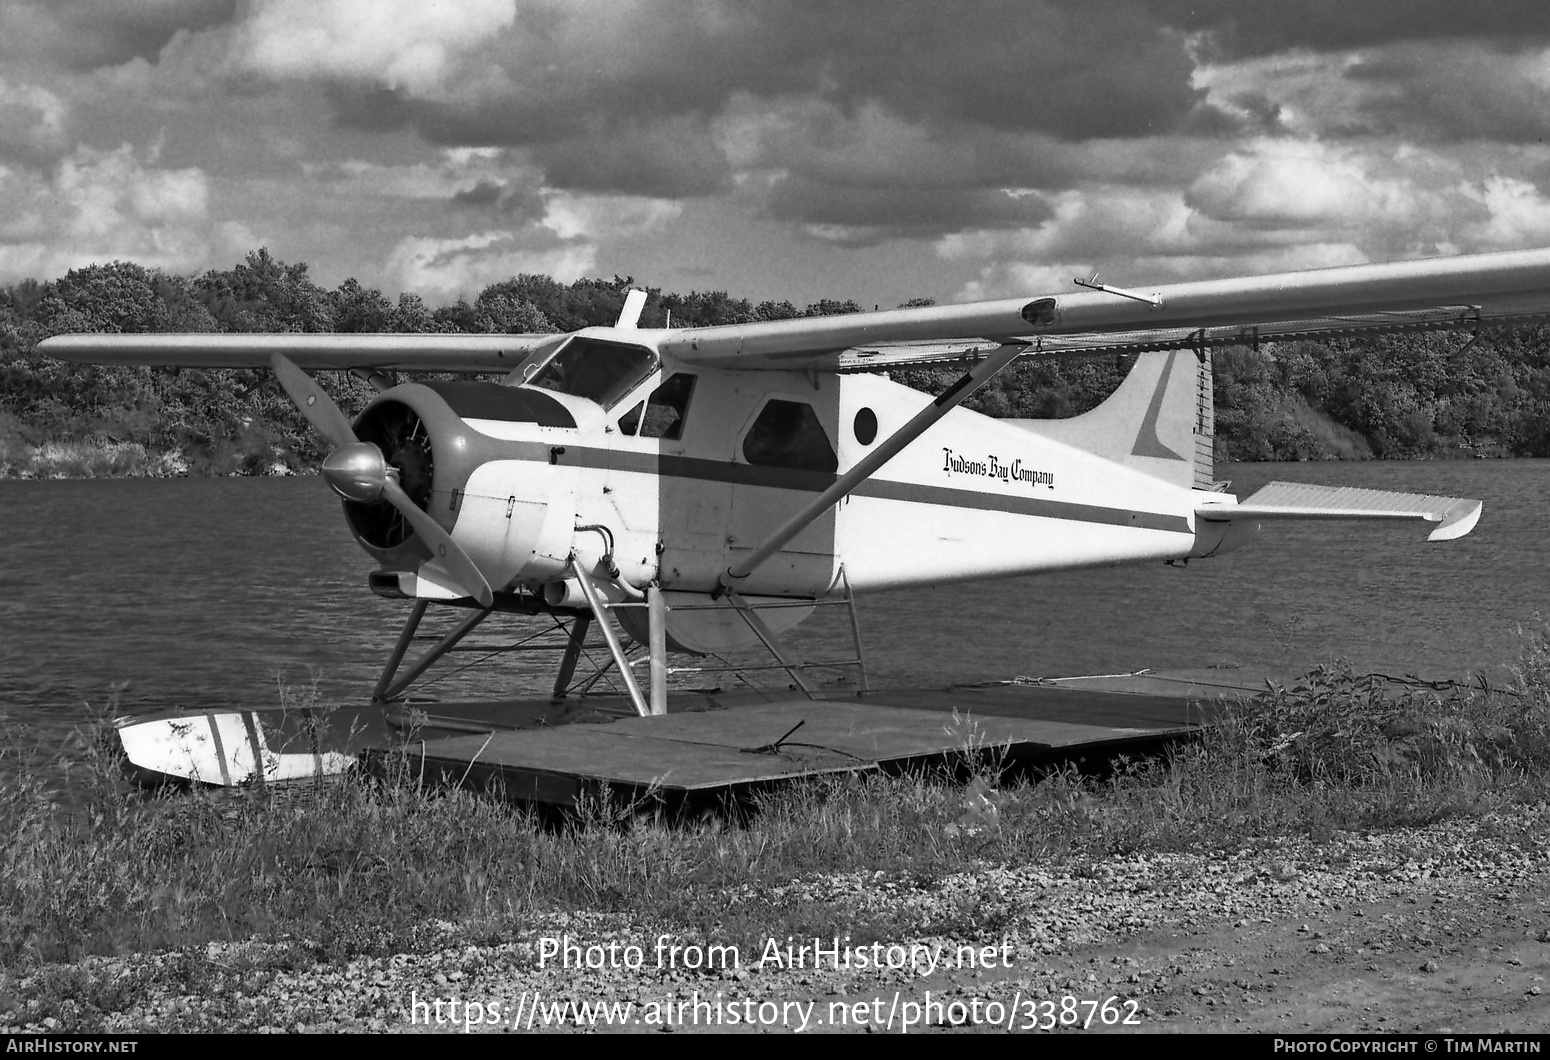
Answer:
423;723;868;793
412;694;1203;804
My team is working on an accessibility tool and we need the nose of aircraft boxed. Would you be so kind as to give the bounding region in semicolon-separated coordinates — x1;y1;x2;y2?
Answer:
269;352;494;607
321;441;390;503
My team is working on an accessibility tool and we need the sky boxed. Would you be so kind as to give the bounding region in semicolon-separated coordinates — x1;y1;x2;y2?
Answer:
7;1;1550;309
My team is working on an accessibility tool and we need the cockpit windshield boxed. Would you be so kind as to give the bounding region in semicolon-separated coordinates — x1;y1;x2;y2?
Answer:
525;337;659;409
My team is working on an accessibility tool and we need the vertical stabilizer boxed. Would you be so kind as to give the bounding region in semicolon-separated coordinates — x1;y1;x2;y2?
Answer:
1009;350;1214;489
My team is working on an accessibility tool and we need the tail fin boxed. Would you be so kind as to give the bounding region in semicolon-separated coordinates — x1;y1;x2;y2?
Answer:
1009;350;1215;490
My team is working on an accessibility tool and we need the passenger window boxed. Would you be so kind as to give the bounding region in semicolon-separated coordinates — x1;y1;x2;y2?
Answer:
742;399;837;472
619;373;696;439
618;373;696;439
618;401;646;435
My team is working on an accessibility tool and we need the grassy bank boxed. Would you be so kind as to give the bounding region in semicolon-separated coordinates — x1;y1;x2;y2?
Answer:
3;630;1548;974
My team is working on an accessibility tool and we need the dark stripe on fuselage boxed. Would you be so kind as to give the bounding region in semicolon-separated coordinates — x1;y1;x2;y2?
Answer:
468;424;1191;534
850;478;1189;533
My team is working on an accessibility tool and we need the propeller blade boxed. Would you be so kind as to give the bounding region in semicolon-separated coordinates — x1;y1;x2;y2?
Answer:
271;351;491;607
382;479;494;608
269;352;358;450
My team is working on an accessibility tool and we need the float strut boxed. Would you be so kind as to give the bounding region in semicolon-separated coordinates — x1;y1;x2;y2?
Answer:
379;604;493;702
840;565;870;692
373;599;429;702
551;613;593;698
727;590;818;697
570;561;651;718
647;586;669;716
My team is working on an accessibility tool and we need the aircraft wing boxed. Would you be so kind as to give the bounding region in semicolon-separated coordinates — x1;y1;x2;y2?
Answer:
660;246;1550;371
1196;482;1482;542
827;305;1499;371
36;246;1550;374
39;331;564;372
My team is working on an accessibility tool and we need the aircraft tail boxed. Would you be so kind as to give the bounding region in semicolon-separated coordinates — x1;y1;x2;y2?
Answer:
1008;350;1215;490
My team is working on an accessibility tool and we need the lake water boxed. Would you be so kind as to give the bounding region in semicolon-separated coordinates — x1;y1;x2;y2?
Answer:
1;459;1547;766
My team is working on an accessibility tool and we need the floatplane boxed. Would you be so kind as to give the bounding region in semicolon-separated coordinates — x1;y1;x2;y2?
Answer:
41;247;1550;789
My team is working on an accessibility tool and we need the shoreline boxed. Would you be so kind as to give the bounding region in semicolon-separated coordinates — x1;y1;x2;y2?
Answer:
0;442;304;480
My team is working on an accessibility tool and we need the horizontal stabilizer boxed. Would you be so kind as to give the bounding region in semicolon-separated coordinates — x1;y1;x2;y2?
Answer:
1198;482;1482;541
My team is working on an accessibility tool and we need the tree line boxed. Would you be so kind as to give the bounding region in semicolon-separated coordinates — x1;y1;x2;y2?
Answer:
3;249;1550;475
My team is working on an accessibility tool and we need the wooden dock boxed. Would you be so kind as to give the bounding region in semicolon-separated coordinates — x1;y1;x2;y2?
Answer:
390;669;1259;808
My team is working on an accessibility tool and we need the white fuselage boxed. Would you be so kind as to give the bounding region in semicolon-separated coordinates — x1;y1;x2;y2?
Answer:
416;326;1210;604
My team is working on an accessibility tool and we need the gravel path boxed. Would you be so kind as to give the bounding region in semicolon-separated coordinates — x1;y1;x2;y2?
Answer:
4;804;1548;1033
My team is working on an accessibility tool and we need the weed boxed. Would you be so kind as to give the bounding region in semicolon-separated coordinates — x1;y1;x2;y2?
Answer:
3;633;1548;974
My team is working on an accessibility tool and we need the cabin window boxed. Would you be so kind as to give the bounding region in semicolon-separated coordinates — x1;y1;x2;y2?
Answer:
742;399;837;472
619;373;696;439
526;337;659;410
853;407;878;445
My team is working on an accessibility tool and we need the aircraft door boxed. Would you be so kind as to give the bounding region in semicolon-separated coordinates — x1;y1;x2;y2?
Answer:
727;386;840;597
614;372;733;588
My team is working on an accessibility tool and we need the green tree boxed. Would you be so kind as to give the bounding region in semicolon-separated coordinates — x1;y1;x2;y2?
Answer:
193;248;335;333
472;290;555;334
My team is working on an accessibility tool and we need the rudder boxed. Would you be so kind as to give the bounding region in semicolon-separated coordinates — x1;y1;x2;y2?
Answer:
1009;350;1215;490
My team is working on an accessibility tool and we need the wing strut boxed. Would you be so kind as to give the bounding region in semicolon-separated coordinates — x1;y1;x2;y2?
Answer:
719;340;1030;592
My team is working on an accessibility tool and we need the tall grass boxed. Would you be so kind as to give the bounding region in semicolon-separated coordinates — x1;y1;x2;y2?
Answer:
3;626;1548;972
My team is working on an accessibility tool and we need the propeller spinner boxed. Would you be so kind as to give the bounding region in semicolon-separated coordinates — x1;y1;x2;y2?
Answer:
269;353;494;608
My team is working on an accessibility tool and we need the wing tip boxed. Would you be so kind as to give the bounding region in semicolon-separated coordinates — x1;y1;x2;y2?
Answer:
1428;499;1483;542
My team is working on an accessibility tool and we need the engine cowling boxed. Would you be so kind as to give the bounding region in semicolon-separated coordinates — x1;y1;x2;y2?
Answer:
343;380;581;591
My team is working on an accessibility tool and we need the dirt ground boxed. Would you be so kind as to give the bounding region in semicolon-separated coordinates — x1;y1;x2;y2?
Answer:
4;807;1547;1034
995;865;1550;1033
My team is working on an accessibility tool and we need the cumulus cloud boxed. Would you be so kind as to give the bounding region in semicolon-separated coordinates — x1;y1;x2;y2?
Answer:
769;179;1053;246
812;1;1202;139
295;148;683;238
1464;176;1550;248
448;179;547;223
0;143;235;281
714;97;1226;241
948;240;1373;302
931;137;1530;300
539;194;682;241
384;192;678;300
938;186;1201;266
16;0;1550;308
233;0;516;94
1344;43;1550;143
1187;139;1518;257
0;0;238;70
360;147;682;301
0;78;71;167
311;0;1208;202
384;232;595;302
1157;1;1550;60
1194;39;1550;145
302;149;517;202
1188;139;1400;228
1192;50;1370;138
527;115;732;198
